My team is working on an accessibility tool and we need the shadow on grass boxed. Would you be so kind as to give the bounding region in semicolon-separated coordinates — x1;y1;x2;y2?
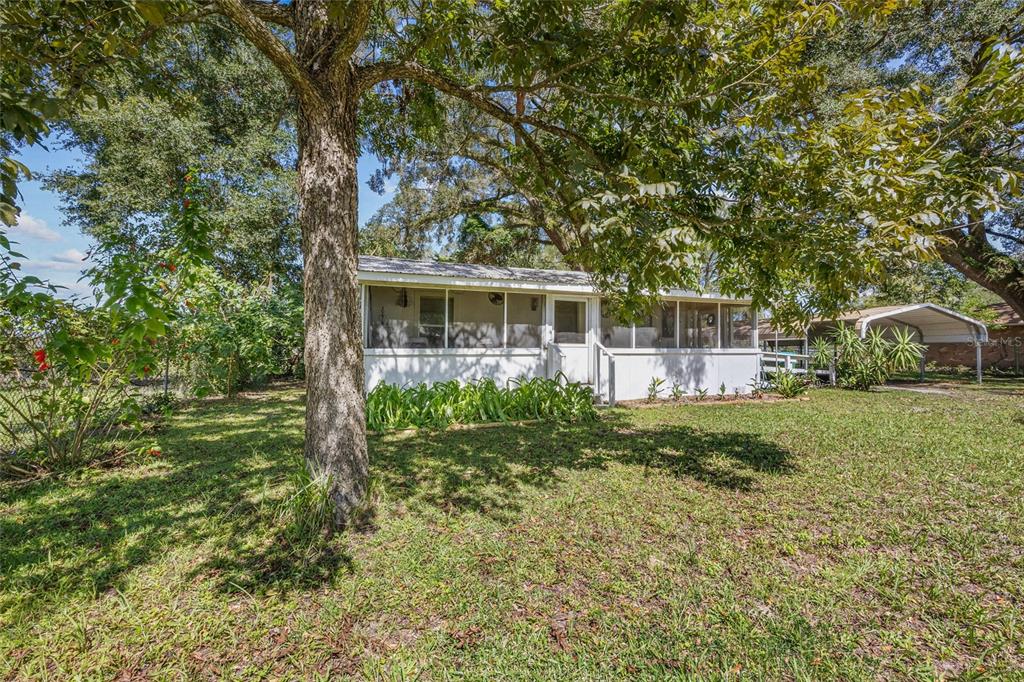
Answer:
0;388;795;610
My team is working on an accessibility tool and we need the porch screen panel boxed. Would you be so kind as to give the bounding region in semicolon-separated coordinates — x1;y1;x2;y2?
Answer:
680;302;718;348
722;304;753;348
554;300;587;344
367;285;447;348
507;293;544;348
636;302;677;348
448;290;505;348
599;301;632;348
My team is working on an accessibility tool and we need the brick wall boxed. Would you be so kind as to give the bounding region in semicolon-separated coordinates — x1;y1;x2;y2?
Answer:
925;327;1024;373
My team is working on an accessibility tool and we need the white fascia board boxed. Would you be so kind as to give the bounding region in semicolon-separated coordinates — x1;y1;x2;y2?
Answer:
358;270;751;303
358;270;592;294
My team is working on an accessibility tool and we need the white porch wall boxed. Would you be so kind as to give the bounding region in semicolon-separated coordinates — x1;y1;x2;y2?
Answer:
597;350;760;400
365;348;545;389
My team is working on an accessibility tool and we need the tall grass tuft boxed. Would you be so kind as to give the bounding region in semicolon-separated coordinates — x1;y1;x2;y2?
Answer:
366;374;597;432
272;461;335;563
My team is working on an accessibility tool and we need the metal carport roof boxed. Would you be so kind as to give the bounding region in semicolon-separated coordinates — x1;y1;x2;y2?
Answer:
838;304;989;343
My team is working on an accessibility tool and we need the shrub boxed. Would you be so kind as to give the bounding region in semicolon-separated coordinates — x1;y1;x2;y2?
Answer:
1;290;161;474
813;325;925;391
771;370;810;398
647;377;666;401
177;271;303;397
365;374;597;432
1;174;210;476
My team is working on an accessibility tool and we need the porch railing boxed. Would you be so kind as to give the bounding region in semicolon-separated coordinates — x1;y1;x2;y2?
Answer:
761;351;811;374
760;351;835;384
546;342;566;381
594;341;616;407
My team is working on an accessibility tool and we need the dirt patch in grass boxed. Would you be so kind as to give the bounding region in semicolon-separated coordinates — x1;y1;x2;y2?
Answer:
617;394;798;408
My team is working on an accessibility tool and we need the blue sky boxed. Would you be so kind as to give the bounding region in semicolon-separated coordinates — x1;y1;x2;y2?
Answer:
8;135;394;299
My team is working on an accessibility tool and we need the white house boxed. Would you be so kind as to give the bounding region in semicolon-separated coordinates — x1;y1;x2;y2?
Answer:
359;256;759;404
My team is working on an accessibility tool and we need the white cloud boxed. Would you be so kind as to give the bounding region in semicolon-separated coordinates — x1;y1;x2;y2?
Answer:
52;248;87;264
24;249;89;273
382;174;400;196
12;213;61;242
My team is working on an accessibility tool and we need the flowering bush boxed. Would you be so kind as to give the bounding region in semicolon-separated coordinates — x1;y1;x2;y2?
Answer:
1;174;213;476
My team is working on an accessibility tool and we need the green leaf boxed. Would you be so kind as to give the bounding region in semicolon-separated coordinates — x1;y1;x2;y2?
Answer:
136;0;166;25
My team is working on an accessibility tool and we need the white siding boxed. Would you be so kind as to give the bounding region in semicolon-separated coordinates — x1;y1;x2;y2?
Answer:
365;348;545;389
597;350;760;401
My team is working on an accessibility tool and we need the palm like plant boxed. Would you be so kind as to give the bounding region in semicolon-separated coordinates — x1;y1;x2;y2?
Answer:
811;325;926;391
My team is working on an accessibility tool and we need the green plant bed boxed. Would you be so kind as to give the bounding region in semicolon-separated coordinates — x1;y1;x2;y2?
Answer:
365;375;597;432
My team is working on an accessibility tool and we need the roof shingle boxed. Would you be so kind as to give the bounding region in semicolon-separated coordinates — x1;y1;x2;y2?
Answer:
357;255;594;285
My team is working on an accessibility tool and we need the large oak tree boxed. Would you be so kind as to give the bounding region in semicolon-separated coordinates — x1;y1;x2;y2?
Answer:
804;0;1024;318
13;0;1014;526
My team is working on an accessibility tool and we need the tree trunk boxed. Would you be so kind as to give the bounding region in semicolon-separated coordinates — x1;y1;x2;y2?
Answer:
938;233;1024;322
297;88;368;528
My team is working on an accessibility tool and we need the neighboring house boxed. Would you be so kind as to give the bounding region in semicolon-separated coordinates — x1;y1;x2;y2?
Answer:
925;302;1023;374
358;256;759;403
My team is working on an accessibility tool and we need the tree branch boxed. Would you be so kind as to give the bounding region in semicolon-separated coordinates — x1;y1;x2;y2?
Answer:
241;0;293;27
329;0;372;79
215;0;319;109
986;227;1024;247
355;60;606;169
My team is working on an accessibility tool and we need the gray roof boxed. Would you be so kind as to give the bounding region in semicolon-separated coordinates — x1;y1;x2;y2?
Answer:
357;255;593;285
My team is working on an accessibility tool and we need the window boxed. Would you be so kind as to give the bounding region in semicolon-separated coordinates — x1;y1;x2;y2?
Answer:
722;304;753;348
599;301;632;348
680;301;719;348
507;293;544;348
448;290;504;348
636;302;677;348
366;286;547;350
554;300;587;344
367;286;449;348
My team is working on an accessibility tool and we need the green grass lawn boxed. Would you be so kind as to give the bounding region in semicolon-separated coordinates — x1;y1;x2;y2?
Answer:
2;386;1022;679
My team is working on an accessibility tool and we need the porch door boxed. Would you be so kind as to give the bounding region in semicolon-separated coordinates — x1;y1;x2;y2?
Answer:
551;297;591;384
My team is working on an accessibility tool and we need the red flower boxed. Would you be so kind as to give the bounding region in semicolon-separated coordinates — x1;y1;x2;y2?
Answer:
143;365;150;375
183;199;191;209
33;349;49;372
148;448;162;457
167;261;177;273
111;338;119;346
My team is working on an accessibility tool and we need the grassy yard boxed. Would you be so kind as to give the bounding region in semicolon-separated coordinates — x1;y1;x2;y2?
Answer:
2;384;1022;680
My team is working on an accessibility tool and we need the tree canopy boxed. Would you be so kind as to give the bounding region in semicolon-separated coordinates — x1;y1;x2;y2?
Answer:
45;22;301;285
801;0;1024;318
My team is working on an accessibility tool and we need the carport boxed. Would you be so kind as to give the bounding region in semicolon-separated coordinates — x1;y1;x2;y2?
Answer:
837;304;990;383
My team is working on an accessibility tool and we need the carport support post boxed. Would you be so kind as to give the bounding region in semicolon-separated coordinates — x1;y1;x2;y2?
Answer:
919;355;926;382
976;339;983;384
